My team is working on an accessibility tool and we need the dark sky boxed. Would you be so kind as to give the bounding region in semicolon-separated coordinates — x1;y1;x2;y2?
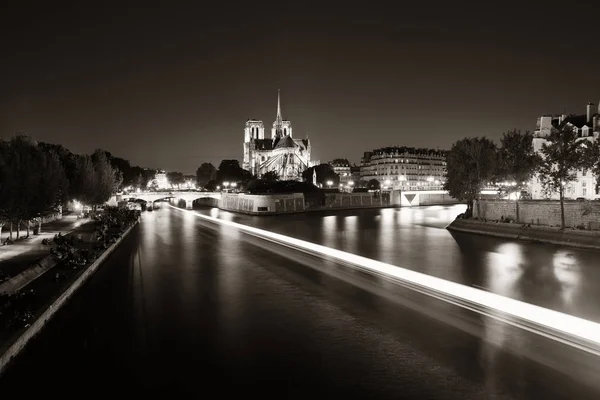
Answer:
1;2;599;173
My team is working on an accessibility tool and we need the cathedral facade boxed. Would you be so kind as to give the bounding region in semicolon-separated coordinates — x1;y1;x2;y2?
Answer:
242;91;312;181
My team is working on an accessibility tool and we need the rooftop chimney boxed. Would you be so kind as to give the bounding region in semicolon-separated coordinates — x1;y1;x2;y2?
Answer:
587;102;595;123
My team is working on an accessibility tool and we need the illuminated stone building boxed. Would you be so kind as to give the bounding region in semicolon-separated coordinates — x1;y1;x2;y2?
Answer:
530;101;600;199
242;91;313;181
360;147;447;190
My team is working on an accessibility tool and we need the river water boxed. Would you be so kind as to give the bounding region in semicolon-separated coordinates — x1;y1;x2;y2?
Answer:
1;204;599;399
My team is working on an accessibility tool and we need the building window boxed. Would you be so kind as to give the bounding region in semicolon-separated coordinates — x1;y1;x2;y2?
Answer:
583;188;587;196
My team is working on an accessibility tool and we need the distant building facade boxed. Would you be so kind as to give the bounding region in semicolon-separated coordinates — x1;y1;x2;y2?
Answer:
329;159;353;185
531;101;600;200
242;91;313;181
152;170;169;190
360;147;447;190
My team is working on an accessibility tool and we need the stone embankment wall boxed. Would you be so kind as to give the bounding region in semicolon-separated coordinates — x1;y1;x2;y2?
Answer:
220;193;305;214
474;200;600;229
0;221;139;377
318;192;390;210
219;192;391;215
447;219;600;251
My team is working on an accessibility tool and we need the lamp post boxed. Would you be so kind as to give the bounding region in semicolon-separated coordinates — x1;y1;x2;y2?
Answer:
326;180;333;188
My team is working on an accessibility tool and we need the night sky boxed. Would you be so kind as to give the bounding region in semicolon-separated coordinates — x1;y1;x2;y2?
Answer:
1;2;599;174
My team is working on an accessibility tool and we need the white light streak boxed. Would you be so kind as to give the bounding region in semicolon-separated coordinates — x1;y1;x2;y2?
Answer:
170;205;600;355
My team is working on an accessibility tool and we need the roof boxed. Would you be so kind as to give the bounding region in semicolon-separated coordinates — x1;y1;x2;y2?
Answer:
275;135;296;149
253;139;274;150
563;114;595;129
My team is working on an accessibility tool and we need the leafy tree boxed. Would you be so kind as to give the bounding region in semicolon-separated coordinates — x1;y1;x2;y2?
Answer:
495;130;539;197
91;149;118;207
205;180;218;191
74;155;97;206
262;170;279;182
367;179;381;190
0;134;67;238
582;138;600;194
537;125;585;228
39;142;77;200
196;162;217;188
141;168;156;189
444;137;497;217
33;147;68;233
302;164;340;186
217;160;247;184
166;171;185;189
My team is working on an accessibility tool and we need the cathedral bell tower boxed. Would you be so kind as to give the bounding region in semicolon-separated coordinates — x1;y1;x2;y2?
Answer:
271;89;293;139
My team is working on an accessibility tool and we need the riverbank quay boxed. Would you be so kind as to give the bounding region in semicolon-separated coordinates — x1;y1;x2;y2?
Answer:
447;218;600;251
0;214;87;265
0;208;140;377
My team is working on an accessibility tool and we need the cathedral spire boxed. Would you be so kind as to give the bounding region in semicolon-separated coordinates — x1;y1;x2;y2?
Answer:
276;89;283;127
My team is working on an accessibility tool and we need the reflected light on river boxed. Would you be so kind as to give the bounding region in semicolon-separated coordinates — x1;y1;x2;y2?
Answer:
322;216;338;248
552;250;581;306
485;243;524;297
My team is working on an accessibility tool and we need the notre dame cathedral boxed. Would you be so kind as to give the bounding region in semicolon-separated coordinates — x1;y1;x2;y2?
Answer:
242;90;314;181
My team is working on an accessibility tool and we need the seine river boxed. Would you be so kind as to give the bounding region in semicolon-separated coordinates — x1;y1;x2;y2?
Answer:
2;204;599;399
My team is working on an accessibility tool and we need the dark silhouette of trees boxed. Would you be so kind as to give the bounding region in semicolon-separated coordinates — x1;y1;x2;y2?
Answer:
367;179;381;190
537;125;585;228
166;171;185;189
0;134;67;239
196;163;217;188
262;170;279;182
216;160;252;184
444;137;497;217
302;164;340;186
496;130;540;195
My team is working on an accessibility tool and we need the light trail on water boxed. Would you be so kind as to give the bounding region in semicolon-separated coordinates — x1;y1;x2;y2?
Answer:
169;205;600;357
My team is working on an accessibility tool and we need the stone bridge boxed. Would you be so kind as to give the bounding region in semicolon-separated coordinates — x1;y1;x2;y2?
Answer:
110;191;221;209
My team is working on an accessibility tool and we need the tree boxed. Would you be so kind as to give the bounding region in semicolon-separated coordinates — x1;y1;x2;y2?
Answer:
444;137;497;217
302;164;340;186
91;149;118;207
496;130;539;195
537;125;585;228
74;155;97;206
262;170;279;182
166;171;185;189
367;179;381;190
0;134;67;239
582;138;600;194
196;162;217;188
217;160;246;184
205;180;218;191
33;147;68;233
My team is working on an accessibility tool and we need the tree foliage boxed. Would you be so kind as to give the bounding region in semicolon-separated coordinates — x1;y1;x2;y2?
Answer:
0;134;67;237
302;164;340;186
495;130;539;195
366;179;381;190
537;125;585;228
444;137;497;216
166;171;185;188
262;170;279;182
196;162;217;188
216;160;252;183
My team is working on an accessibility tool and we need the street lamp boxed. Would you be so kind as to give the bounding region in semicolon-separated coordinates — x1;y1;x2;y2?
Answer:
326;180;333;188
231;182;237;188
348;181;354;186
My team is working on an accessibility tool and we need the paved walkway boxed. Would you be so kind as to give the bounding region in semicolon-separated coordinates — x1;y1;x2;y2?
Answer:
0;215;89;279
